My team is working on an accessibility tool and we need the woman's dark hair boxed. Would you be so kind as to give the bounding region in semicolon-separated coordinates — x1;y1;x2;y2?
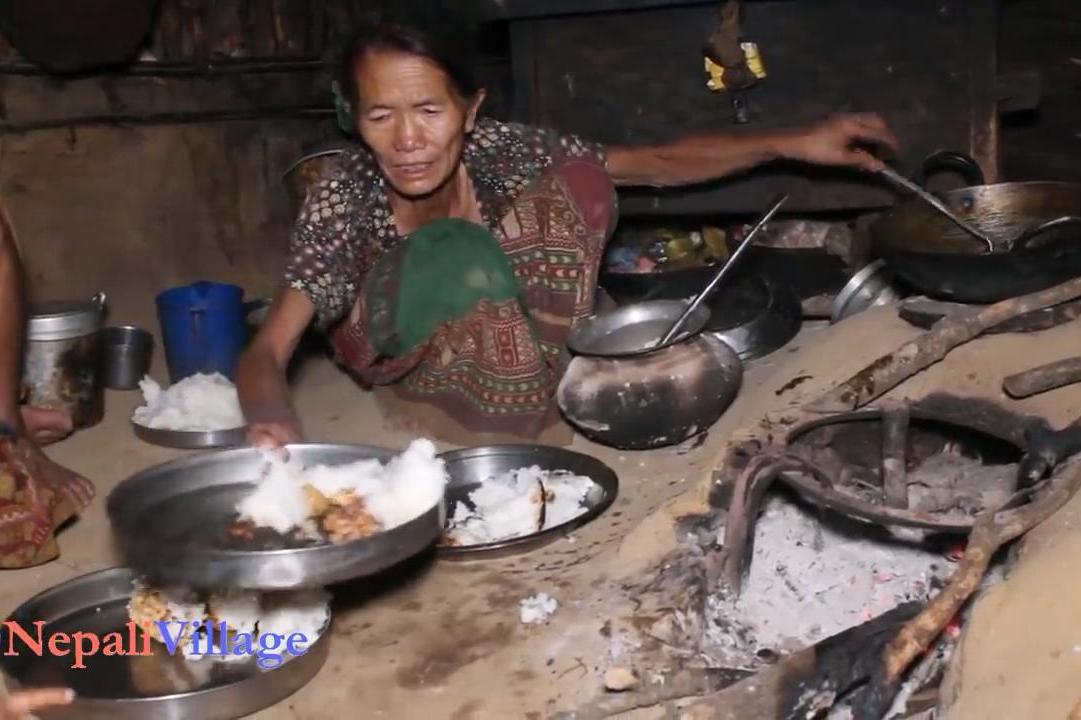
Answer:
337;11;478;116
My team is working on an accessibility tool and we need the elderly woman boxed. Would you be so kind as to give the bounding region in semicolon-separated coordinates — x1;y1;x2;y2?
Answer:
238;18;897;447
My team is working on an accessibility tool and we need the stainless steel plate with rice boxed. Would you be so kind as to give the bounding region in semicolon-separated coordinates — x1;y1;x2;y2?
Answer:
131;422;247;450
107;444;446;590
0;568;330;720
437;445;619;559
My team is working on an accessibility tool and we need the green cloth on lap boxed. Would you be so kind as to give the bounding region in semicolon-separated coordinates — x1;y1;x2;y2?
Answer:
367;218;522;357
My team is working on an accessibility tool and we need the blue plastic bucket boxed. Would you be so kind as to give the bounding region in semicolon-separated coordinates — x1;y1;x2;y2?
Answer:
156;281;245;383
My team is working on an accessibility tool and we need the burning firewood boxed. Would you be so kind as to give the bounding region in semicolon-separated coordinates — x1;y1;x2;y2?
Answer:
851;457;1081;717
559;605;922;719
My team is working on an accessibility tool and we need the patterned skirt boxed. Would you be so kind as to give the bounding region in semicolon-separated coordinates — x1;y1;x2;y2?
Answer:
0;435;94;568
330;158;617;445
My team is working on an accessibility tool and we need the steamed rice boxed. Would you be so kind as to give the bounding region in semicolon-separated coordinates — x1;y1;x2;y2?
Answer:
236;438;448;537
519;593;558;624
128;582;330;663
132;373;244;431
206;591;262;636
257;589;332;641
235;450;315;536
445;466;596;546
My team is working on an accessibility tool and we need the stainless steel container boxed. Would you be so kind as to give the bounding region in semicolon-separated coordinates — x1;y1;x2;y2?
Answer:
101;325;152;390
22;293;106;429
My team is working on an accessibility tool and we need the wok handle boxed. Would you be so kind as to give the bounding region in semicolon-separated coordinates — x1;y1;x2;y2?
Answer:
913;150;986;189
1011;216;1081;253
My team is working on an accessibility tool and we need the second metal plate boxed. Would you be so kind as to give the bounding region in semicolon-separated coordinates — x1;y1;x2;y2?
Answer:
437;445;619;560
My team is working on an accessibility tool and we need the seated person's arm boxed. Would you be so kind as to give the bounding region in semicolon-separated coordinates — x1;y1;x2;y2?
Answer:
236;288;315;448
605;113;897;188
0;205;24;432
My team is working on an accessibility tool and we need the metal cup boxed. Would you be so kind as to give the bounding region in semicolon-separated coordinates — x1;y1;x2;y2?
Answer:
101;326;153;390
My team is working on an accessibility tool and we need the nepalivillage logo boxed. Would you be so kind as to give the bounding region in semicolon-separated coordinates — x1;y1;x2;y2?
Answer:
2;620;311;670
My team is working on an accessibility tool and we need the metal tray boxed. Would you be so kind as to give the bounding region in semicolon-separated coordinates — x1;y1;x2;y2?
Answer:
132;422;247;450
0;567;329;720
107;444;446;590
437;445;619;560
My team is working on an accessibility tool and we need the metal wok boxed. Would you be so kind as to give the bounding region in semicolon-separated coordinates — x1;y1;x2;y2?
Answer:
871;151;1081;303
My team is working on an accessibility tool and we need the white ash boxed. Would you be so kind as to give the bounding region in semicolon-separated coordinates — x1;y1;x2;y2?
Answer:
906;451;1018;516
520;593;558;624
702;493;947;668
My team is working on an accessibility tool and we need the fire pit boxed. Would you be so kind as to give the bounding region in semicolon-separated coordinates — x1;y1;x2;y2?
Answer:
778;395;1027;532
706;394;1056;597
565;274;1081;718
700;492;950;670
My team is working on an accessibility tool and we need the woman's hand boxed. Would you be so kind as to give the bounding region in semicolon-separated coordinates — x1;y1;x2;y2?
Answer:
2;688;74;719
237;289;313;454
781;113;899;172
606;111;900;188
246;418;302;451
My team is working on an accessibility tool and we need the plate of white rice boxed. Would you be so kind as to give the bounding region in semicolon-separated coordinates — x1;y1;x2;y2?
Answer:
131;373;247;449
437;445;618;559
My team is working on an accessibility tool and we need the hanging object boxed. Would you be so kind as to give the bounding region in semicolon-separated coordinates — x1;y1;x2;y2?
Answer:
704;43;766;92
702;0;766;124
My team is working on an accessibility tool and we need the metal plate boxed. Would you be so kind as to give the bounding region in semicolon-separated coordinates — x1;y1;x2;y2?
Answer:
0;568;329;720
437;445;618;560
709;276;802;360
132;422;247;450
830;259;903;323
566;299;710;358
107;444;446;590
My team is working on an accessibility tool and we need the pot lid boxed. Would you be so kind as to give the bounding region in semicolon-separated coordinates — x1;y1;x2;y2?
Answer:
27;296;105;340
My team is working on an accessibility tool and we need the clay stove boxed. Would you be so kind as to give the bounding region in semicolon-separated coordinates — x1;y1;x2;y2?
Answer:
691;395;1032;668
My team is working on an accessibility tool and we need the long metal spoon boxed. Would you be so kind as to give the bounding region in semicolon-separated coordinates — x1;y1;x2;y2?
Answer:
877;165;995;252
657;193;788;347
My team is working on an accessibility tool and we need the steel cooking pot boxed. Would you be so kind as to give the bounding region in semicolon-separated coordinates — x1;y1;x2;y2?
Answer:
22;292;107;429
871;151;1081;303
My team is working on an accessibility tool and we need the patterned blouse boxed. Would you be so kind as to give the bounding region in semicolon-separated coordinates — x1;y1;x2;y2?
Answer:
284;117;606;330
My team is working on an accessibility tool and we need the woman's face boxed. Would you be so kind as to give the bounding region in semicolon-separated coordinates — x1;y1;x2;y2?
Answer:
354;50;483;199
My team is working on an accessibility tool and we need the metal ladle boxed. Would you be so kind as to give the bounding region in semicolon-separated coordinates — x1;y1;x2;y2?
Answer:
877;165;995;252
657;193;788;347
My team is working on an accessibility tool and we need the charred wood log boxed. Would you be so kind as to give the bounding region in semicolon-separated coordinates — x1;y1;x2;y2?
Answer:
851;457;1081;717
807;276;1081;414
675;603;924;719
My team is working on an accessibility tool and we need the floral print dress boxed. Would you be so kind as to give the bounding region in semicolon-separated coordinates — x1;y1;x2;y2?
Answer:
284;117;616;444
